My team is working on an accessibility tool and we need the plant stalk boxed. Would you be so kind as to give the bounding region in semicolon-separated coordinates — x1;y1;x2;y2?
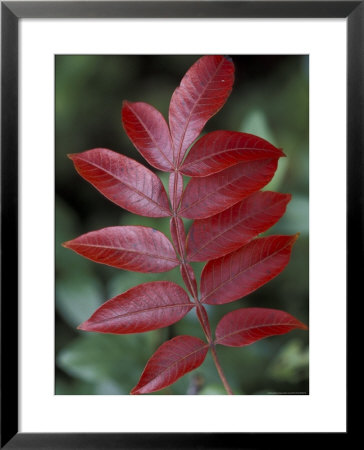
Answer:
210;344;234;395
171;174;234;394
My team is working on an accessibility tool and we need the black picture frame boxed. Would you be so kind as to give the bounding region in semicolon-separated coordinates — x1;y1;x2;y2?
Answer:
1;1;358;448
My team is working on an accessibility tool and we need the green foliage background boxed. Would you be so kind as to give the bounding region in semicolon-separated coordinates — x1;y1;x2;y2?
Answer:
56;55;309;395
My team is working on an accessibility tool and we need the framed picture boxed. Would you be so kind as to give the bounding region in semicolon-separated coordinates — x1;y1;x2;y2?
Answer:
2;1;357;447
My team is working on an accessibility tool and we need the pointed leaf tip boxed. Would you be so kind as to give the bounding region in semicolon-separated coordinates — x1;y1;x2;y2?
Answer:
69;148;170;217
215;308;308;347
169;55;235;166
63;226;178;273
181;131;284;178
75;282;192;335
122;101;174;172
131;335;208;394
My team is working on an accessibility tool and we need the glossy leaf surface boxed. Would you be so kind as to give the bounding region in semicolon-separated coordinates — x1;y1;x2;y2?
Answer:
63;226;178;273
180;159;278;219
131;336;208;394
122;101;174;171
169;55;235;166
69;149;170;217
78;281;193;334
201;234;298;305
181;130;284;177
187;192;291;262
215;308;308;347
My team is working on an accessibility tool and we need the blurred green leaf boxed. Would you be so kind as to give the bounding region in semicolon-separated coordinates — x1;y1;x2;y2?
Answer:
94;380;125;395
57;333;155;390
269;195;309;236
55;377;95;395
199;384;228;395
56;196;93;275
56;274;103;328
268;339;309;383
240;109;276;144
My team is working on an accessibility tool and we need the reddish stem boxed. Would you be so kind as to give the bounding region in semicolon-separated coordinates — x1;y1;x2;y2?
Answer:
170;172;233;395
210;344;234;395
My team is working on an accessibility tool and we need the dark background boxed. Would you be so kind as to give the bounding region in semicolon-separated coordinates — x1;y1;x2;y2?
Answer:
55;55;309;395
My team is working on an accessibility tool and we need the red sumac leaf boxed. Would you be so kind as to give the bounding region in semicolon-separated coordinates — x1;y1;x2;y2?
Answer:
68;149;171;217
63;226;178;273
181;130;285;177
78;281;193;334
187;191;291;262
122;101;174;171
131;335;208;394
169;55;235;166
201;234;298;305
179;159;278;219
215;308;308;347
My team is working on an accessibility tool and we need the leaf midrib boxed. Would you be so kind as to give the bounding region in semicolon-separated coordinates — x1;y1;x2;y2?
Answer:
80;155;170;215
182;146;279;170
174;58;226;165
128;103;174;169
136;342;208;393
72;242;178;263
88;302;194;326
215;321;297;344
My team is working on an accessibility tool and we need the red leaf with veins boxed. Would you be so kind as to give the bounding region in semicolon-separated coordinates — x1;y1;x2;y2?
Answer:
78;281;193;334
187;191;291;262
181;130;284;177
169;55;234;166
201;234;298;305
69;149;171;217
215;308;308;347
63;226;178;273
179;159;278;219
131;335;208;394
122;101;174;171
